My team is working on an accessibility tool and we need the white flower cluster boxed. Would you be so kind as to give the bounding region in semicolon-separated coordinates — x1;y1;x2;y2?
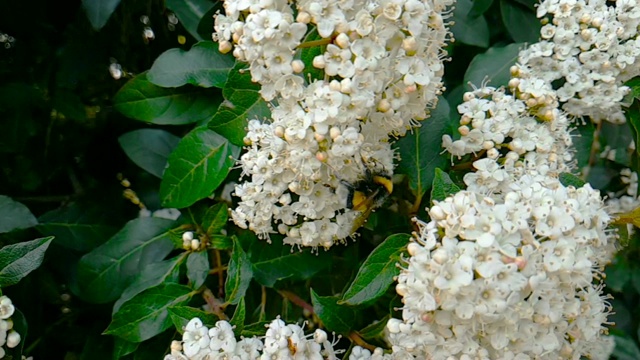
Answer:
163;317;341;360
0;295;23;358
378;84;618;359
214;0;453;247
442;86;573;179
511;0;640;124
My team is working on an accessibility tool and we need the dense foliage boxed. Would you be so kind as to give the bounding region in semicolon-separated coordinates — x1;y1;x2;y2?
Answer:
2;0;640;359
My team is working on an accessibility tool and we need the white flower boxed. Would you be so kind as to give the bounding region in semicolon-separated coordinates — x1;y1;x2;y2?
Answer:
0;297;14;320
209;320;237;353
182;318;210;357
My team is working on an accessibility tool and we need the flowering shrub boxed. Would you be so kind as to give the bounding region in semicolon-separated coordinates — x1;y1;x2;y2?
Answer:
3;0;640;359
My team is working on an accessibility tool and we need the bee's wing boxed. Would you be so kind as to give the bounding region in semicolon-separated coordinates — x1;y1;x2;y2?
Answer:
349;189;381;233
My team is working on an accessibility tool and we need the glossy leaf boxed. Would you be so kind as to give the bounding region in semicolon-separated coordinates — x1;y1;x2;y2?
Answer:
118;129;181;179
210;235;233;250
0;237;53;287
208;63;270;146
160;127;239;208
450;0;490;48
311;289;357;334
113;72;221;125
558;173;586;188
113;256;184;313
240;321;271;337
358;314;391;348
606;257;630;292
82;0;120;30
37;203;118;252
187;251;209;289
613;334;640;360
77;218;176;304
225;239;253;305
113;338;139;359
299;28;324;82
464;43;523;88
249;238;331;287
0;195;37;233
500;0;541;43
166;0;216;41
148;42;235;88
431;169;461;203
340;234;410;306
395;98;451;200
469;0;494;17
572;122;595;170
230;298;246;334
202;203;228;237
168;306;218;332
105;283;193;342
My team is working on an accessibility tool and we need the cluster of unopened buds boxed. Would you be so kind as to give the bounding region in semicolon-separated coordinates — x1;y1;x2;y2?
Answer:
0;295;23;358
215;0;454;247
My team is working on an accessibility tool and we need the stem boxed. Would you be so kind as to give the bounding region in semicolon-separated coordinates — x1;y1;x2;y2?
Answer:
260;286;267;321
203;288;228;320
347;331;377;351
277;290;314;314
214;249;225;298
296;37;332;49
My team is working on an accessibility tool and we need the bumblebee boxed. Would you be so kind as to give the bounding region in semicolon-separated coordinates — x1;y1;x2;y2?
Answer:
345;170;394;232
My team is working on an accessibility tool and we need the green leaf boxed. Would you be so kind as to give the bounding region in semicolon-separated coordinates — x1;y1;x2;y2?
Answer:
166;0;216;41
208;63;270;146
210;235;233;250
431;169;462;203
613;334;640;360
202;203;228;237
464;43;522;88
572;122;595;170
395;98;451;201
558;173;586;188
113;338;139;359
148;42;234;88
113;72;222;125
0;195;37;233
600;121;633;166
358;315;391;348
500;0;541;43
229;298;246;334
311;289;357;334
77;218;176;304
340;234;410;306
249;237;331;287
187;251;209;288
168;306;218;332
240;321;271;337
451;0;490;48
82;0;121;30
37;203;118;252
469;0;494;17
160;127;240;208
0;237;53;287
105;283;193;342
625;78;640;100
606;256;630;292
113;255;184;314
118;129;181;179
299;28;325;82
225;238;253;305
